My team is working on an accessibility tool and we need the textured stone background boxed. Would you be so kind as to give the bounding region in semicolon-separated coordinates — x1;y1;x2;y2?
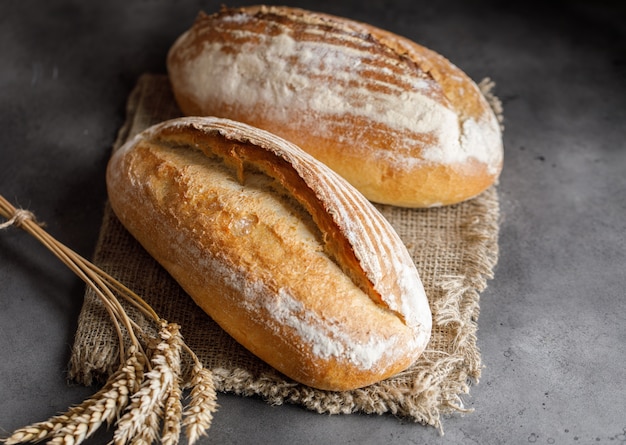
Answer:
1;0;625;443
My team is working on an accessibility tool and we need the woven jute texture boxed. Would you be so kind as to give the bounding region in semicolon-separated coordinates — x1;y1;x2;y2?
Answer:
69;73;502;431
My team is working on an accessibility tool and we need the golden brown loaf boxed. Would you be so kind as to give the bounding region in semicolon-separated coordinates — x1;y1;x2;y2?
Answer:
106;116;432;391
167;5;504;208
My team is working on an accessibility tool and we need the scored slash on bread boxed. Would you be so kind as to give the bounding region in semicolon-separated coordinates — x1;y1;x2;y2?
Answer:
106;117;432;391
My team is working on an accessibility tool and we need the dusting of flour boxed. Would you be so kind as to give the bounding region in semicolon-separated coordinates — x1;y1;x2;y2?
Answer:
178;27;502;170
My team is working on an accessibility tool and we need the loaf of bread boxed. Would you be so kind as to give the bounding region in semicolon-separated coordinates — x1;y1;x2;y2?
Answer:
167;5;503;208
106;116;432;391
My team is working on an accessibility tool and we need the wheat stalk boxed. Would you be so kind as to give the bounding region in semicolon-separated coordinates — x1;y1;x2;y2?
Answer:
0;194;219;445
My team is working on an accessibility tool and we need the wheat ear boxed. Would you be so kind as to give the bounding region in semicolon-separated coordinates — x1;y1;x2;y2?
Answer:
2;348;145;445
182;361;219;445
113;323;183;445
0;195;220;445
160;324;184;445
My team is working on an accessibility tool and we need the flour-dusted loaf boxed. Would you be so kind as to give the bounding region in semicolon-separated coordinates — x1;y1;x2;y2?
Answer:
106;116;432;391
167;5;503;208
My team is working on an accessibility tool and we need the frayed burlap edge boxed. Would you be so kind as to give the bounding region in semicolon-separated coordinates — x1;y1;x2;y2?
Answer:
69;73;502;432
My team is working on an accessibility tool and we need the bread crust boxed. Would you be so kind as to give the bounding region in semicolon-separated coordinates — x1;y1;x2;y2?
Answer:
167;5;503;207
106;116;431;391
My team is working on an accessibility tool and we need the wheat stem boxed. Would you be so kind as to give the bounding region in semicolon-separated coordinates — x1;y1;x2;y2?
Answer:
1;195;219;444
0;195;136;360
82;261;161;322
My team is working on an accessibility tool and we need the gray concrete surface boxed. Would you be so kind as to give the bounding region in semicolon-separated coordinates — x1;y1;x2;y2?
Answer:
1;0;625;443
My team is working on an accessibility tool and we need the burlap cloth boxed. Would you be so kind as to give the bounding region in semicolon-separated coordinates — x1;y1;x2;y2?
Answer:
69;73;502;431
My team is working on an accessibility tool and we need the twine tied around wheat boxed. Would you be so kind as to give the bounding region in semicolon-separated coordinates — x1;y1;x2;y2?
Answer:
0;194;218;445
